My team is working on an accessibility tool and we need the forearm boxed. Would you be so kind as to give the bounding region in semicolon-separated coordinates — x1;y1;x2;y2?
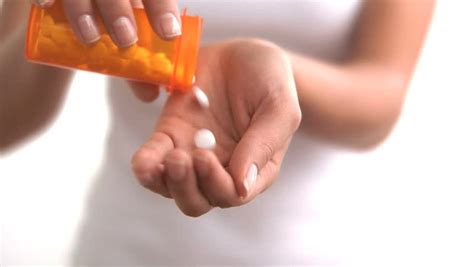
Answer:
0;1;73;152
291;54;406;149
290;0;434;149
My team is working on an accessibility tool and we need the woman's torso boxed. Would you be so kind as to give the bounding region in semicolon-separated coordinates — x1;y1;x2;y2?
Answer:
71;1;362;265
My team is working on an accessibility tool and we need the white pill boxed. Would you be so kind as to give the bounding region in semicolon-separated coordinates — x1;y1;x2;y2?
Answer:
194;129;216;150
192;85;209;108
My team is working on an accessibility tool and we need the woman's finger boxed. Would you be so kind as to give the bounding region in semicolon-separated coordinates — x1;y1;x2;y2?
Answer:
164;149;213;217
95;0;137;48
142;0;181;40
128;81;160;103
193;149;244;208
132;132;174;198
228;97;302;200
62;0;101;45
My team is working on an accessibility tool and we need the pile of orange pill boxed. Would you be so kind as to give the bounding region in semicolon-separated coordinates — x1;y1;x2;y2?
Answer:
35;15;173;83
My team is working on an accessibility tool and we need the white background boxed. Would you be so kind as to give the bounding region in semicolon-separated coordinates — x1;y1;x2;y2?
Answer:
2;1;474;266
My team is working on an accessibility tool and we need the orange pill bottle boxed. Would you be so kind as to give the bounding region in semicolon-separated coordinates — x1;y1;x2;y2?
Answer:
25;0;202;92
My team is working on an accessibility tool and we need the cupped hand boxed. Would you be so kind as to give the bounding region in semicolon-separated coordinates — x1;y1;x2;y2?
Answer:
32;0;181;47
132;39;302;217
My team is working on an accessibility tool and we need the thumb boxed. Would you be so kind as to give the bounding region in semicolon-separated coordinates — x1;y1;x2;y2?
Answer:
228;99;301;200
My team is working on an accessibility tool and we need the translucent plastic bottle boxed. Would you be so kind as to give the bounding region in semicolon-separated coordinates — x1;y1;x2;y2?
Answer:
25;0;202;92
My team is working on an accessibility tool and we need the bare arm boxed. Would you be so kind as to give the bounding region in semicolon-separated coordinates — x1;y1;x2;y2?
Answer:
293;0;435;149
0;0;73;153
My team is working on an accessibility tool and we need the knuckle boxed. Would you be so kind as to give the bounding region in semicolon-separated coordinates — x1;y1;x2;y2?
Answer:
257;141;275;164
291;107;303;130
272;101;302;133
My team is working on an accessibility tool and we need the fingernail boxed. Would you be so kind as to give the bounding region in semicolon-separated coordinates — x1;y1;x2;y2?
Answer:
159;13;181;39
166;160;186;181
243;164;258;198
112;16;137;48
77;15;101;44
33;0;52;7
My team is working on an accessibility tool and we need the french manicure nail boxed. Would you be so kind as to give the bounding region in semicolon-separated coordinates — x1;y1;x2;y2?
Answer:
112;16;137;48
77;15;100;44
34;0;52;7
243;164;258;198
159;13;181;38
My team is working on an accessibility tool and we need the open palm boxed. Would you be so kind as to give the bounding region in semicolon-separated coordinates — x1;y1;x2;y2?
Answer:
132;39;301;216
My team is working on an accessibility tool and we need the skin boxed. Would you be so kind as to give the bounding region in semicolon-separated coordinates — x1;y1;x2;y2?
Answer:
31;0;180;45
0;0;435;217
132;40;301;215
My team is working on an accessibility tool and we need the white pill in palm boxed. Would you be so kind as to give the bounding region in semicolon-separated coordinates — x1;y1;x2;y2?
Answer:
194;129;216;150
192;85;209;108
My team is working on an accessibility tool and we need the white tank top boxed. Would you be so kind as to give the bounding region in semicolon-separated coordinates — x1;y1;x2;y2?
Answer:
71;1;362;265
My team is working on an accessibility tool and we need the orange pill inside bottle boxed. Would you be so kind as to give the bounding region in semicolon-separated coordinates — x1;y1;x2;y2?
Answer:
25;0;202;92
